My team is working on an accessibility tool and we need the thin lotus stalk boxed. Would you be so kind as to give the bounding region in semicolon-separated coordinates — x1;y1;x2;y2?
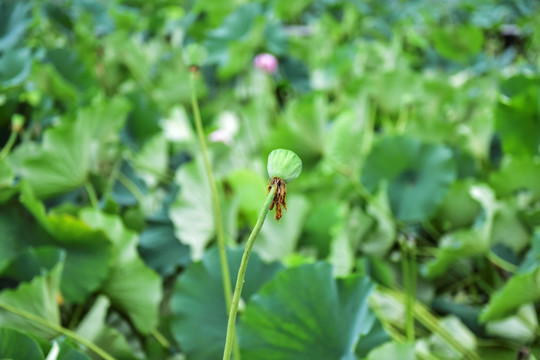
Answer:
189;70;239;359
223;186;276;360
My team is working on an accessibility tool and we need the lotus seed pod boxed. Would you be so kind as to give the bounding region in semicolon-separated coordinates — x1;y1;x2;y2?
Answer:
267;149;302;183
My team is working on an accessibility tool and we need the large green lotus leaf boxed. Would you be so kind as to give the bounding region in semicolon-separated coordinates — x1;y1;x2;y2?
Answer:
495;77;540;157
480;232;540;322
46;48;95;94
170;247;283;360
0;47;32;87
79;209;162;334
0;328;44;360
426;185;497;277
254;194;309;262
362;136;456;223
0;1;31;51
0;246;63;284
33;62;78;104
432;25;484;63
10;96;130;199
169;157;214;260
239;262;376;360
490;157;540;200
0;257;62;339
76;295;137;360
0;201;55;275
20;189;113;303
9;120;90;199
204;3;262;67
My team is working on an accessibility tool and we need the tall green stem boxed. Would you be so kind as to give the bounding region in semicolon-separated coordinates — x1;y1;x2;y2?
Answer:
189;71;238;358
223;186;276;360
0;302;114;360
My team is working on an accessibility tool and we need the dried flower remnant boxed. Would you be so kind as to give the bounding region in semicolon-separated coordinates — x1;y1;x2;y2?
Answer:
254;53;278;74
267;177;287;221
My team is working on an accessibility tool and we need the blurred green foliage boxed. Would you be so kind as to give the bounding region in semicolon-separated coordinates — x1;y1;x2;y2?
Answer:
1;0;540;358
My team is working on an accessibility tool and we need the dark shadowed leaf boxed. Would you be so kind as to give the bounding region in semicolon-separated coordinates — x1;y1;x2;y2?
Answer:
0;47;32;87
79;209;162;334
0;328;44;360
362;136;456;223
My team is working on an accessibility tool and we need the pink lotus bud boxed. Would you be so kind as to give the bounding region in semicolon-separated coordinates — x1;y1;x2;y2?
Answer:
254;53;278;74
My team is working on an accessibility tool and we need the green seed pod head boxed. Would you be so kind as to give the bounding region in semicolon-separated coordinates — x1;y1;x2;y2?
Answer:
183;43;208;67
267;149;302;183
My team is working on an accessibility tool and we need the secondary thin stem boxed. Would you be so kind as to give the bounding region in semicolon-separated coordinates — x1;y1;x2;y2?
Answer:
189;71;237;359
223;186;276;360
0;302;114;360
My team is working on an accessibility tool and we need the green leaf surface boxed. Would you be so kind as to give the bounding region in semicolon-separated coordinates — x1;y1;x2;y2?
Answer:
169;158;214;260
254;194;309;261
170;247;283;360
432;25;484;63
481;232;540;322
324;105;369;176
366;342;415;360
79;209;162;334
138;222;191;277
0;47;32;87
76;295;137;360
227;169;267;227
239;262;376;360
46;48;95;93
21;189;113;303
54;340;91;360
0;246;63;284
9;124;89;199
0;159;16;204
426;185;497;277
495;76;540;157
0;257;62;339
362;136;456;223
0;328;44;360
490;157;540;200
0;1;31;51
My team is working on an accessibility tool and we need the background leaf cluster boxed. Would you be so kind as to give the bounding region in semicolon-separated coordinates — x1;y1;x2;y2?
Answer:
1;0;540;359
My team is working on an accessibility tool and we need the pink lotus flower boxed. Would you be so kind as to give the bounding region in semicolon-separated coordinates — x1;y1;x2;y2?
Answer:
254;53;278;74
